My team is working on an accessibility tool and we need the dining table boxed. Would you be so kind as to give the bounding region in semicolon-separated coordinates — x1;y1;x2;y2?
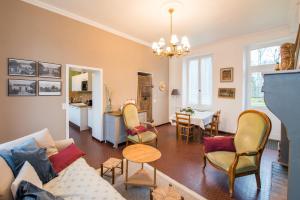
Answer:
169;110;215;130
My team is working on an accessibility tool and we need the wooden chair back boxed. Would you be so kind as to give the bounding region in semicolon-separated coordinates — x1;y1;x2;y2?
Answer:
175;113;191;128
212;110;221;125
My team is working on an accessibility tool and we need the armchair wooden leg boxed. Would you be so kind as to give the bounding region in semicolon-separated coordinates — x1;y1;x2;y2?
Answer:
229;173;235;198
255;172;261;189
126;140;129;146
155;138;158;148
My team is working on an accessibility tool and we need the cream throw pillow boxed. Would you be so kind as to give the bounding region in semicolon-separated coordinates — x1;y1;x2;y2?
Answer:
11;161;43;199
34;129;58;156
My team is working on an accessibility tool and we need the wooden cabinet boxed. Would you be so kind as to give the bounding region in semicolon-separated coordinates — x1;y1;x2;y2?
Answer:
69;105;88;131
104;111;147;148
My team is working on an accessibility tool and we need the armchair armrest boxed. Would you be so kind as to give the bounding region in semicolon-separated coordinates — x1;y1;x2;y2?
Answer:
142;122;158;135
55;138;74;151
236;151;259;156
230;149;261;172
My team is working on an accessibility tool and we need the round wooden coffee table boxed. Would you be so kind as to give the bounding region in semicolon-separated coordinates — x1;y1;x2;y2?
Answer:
123;144;161;189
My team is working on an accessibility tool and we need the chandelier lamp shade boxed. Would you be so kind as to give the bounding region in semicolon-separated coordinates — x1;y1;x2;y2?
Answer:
152;8;190;57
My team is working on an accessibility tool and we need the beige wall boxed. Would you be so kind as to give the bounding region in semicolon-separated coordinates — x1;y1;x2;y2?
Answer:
169;26;292;140
0;0;169;142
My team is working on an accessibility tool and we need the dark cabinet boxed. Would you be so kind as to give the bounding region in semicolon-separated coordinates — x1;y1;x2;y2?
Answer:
263;70;300;200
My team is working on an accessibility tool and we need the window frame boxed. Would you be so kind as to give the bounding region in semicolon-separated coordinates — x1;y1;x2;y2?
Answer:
183;54;213;109
245;40;286;109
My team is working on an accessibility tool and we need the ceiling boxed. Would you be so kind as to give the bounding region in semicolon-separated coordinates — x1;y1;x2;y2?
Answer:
25;0;296;47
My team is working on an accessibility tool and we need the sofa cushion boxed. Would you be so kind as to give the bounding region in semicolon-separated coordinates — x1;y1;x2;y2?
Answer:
11;147;57;184
33;129;58;157
0;157;14;200
16;181;63;200
127;131;157;143
0;129;69;200
49;144;85;173
11;161;43;199
206;151;257;174
0;138;38;177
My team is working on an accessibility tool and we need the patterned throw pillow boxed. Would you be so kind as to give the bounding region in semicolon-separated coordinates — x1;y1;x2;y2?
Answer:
11;147;57;184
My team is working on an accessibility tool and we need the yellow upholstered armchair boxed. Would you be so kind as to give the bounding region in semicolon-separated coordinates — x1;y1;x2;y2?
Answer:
122;103;158;147
203;110;272;197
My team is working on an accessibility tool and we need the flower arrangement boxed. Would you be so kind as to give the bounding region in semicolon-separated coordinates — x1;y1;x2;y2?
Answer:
180;107;195;114
105;84;112;112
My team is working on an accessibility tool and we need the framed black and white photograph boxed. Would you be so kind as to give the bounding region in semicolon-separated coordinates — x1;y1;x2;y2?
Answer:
8;79;37;96
38;62;62;78
38;80;62;96
8;58;37;77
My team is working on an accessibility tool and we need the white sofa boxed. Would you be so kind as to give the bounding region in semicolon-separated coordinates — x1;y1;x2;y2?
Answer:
0;129;125;200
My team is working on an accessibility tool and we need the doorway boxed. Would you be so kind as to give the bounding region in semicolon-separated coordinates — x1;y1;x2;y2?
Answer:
65;64;103;141
137;72;153;122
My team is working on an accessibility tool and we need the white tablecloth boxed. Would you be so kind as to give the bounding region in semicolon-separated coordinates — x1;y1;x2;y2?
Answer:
170;111;214;129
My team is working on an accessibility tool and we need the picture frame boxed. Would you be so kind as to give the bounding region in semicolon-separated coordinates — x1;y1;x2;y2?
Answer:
8;58;37;77
38;62;62;78
38;80;62;96
218;88;235;99
8;79;37;96
220;67;234;82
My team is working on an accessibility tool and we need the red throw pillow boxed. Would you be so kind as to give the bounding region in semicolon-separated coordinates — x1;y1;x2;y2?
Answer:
203;136;236;153
127;125;147;136
49;144;85;173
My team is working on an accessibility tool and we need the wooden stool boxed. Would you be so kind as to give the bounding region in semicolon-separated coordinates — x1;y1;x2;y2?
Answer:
100;157;123;184
150;184;184;200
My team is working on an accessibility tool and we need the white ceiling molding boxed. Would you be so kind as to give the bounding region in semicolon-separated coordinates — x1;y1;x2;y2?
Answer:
21;0;151;47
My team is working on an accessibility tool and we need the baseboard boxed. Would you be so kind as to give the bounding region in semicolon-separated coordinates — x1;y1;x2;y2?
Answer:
155;122;171;127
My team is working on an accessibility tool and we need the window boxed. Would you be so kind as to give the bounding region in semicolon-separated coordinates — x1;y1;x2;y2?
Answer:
246;45;280;108
183;55;212;107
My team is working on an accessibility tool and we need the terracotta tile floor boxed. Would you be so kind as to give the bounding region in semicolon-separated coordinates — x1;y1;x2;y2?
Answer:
70;124;278;200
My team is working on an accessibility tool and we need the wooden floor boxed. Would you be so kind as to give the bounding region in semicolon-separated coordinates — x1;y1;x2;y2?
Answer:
70;124;279;200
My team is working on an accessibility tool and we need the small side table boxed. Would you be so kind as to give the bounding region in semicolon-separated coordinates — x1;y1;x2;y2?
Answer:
150;184;184;200
122;144;161;189
100;157;123;184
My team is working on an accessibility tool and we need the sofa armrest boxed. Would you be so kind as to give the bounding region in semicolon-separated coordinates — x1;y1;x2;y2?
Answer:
55;138;74;151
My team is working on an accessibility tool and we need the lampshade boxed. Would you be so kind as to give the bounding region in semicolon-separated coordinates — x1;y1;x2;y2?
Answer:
171;89;180;96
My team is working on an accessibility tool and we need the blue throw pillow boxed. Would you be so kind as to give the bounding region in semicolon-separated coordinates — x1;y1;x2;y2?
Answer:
0;138;38;177
11;147;57;184
16;180;64;200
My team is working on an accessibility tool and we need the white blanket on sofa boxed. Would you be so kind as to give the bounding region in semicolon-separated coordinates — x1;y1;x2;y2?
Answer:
44;158;125;200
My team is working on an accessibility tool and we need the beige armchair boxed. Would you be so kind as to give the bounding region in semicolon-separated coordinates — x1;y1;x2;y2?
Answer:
122;103;158;147
203;110;272;197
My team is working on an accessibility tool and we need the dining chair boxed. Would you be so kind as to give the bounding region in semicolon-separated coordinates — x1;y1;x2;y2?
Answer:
122;103;158;147
203;110;272;197
175;113;194;144
205;110;221;136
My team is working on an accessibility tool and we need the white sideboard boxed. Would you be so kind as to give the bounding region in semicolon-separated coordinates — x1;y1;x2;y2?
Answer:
104;111;147;148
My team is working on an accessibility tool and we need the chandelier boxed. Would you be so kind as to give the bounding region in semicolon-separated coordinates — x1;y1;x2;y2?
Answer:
152;8;190;57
